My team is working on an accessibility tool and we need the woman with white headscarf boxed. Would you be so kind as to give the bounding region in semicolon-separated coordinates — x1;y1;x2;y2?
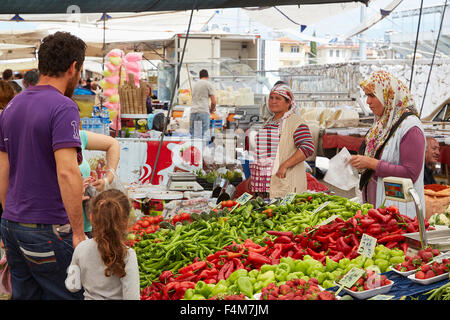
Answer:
249;83;314;199
349;70;425;218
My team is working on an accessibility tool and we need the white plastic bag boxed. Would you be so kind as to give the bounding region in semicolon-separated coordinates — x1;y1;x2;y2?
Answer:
324;147;359;191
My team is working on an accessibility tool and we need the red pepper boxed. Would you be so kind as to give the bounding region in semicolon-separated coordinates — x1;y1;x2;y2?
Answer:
377;207;387;215
247;251;272;265
346;245;359;259
402;242;408;255
232;257;244;270
315;235;330;243
266;231;294;239
366;224;382;235
190;261;207;272
368;208;391;223
274;235;293;244
263;237;274;247
224;262;235;279
217;261;232;280
385;241;398;249
349;233;359;247
159;270;174;284
307;247;325;260
337;237;351;254
227;249;244;258
377;234;405;244
248;246;268;254
162;281;179;300
331;251;345;262
270;244;283;260
243;238;261;249
360;217;376;228
174;270;195;282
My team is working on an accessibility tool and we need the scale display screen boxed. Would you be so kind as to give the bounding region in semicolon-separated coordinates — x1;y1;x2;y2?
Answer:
384;181;405;199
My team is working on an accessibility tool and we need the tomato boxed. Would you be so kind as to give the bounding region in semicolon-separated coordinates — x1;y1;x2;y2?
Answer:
145;226;153;234
181;212;190;221
147;216;155;224
132;224;140;231
172;215;180;223
141;220;150;228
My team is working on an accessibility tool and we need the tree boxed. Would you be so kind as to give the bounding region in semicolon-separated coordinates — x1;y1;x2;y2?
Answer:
309;31;317;64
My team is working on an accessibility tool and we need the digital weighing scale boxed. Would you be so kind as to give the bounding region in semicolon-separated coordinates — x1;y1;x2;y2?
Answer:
382;177;428;249
167;172;204;191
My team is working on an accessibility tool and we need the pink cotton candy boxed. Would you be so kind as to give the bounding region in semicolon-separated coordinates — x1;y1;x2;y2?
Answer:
125;61;140;73
105;75;120;84
107;49;123;57
125;52;143;62
106;62;120;72
103;88;118;97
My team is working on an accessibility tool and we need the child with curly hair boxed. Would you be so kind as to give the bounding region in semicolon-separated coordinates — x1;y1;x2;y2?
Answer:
65;189;140;300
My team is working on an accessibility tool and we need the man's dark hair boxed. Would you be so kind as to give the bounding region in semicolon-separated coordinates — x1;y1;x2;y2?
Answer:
2;69;13;81
199;69;209;78
23;70;39;87
38;32;86;77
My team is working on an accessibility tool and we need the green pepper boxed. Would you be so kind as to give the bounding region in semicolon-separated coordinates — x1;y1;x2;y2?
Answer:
338;258;350;269
294;260;308;274
191;294;207;300
260;264;278;273
316;272;327;285
275;269;288;282
352;255;365;268
280;257;296;273
264;219;274;229
286;271;304;281
257;270;275;287
227;269;248;284
194;281;213;299
248;269;259;279
322;280;335;289
389;255;404;265
325;257;339;272
276;262;291;274
363;258;374;268
253;280;264;293
183;288;195;300
374;259;390;272
390;248;404;257
236;276;253;298
211;283;228;297
227;284;239;295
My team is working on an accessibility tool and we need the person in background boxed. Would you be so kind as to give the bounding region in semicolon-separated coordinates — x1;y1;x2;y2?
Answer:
1;69;13;82
22;69;39;88
8;81;22;95
0;81;14;111
249;83;315;199
78;130;120;238
0;31;87;300
424;136;441;185
349;70;425;218
83;78;92;91
145;84;153;114
65;189;140;300
190;69;216;141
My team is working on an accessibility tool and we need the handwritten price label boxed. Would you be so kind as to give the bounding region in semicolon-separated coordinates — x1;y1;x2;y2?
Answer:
357;233;377;258
235;192;253;206
338;267;365;288
280;192;296;206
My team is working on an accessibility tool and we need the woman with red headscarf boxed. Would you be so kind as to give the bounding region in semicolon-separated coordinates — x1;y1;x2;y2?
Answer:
248;83;315;199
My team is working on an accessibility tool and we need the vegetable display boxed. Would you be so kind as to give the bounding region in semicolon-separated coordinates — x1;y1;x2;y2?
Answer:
131;191;439;300
259;278;336;300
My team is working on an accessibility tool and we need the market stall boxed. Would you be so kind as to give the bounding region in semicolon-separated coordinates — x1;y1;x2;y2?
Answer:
130;191;449;301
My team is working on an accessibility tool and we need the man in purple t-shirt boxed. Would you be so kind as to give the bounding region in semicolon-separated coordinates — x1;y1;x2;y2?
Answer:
0;32;86;300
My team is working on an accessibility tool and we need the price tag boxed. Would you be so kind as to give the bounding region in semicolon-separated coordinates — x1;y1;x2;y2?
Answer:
369;294;394;300
430;251;450;264
316;214;340;227
357;233;377;258
338;267;365;288
280;192;296;206
311;201;331;214
235;192;253;206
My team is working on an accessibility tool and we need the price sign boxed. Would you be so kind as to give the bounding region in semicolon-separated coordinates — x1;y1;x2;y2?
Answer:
235;192;253;206
338;267;365;288
280;192;296;206
357;233;377;258
312;201;331;215
316;214;340;227
430;251;450;264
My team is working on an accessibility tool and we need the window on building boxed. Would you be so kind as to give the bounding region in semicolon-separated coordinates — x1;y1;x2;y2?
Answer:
329;50;333;57
336;50;340;57
291;46;299;53
280;46;284;52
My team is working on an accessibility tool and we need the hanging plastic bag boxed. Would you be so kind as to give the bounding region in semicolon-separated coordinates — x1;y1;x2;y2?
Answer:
0;255;12;300
324;147;359;191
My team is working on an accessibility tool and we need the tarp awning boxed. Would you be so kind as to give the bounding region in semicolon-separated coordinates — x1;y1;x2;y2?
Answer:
0;1;369;14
